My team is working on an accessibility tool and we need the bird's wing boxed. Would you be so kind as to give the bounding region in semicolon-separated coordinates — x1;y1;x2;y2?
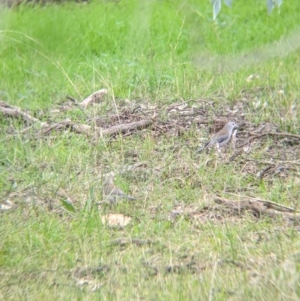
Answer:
215;134;229;145
113;188;136;200
125;195;136;200
116;189;127;197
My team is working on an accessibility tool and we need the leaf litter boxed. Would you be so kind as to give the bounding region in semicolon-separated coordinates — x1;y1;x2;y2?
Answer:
1;92;299;225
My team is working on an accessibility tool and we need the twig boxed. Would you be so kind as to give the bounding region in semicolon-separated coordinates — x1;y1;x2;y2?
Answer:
227;149;244;162
109;238;154;246
79;89;108;108
39;119;153;137
239;131;300;148
250;131;300;139
0;100;47;126
40;120;92;136
100;119;153;136
66;96;78;104
224;193;299;213
257;164;277;179
245;159;300;166
214;195;300;221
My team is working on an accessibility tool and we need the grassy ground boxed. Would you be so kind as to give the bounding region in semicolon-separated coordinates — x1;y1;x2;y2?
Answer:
1;0;300;300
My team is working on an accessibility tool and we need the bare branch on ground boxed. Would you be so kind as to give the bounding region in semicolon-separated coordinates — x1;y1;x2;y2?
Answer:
214;195;300;221
79;89;108;108
0;100;47;126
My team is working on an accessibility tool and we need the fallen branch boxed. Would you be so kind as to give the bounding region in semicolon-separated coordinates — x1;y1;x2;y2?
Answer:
214;195;300;221
79;89;108;108
40;120;92;136
100;119;153;136
239;131;300;148
0;101;46;126
245;159;300;166
227;149;244;162
223;193;300;213
250;131;300;139
256;164;286;179
40;119;153;137
109;238;154;247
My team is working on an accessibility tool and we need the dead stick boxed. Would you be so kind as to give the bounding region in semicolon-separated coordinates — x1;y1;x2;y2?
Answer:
250;131;300;139
214;195;300;221
227;149;244;162
224;193;299;213
100;119;153;135
0;101;46;126
40;120;92;136
79;88;108;108
239;131;300;147
40;119;153;137
244;159;300;166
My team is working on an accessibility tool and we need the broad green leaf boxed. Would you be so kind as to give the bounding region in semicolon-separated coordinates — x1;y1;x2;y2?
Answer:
212;0;222;20
60;199;76;213
267;0;274;14
224;0;232;8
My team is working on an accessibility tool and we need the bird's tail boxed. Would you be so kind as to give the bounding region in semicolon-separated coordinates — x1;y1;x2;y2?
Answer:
196;146;205;153
125;195;136;200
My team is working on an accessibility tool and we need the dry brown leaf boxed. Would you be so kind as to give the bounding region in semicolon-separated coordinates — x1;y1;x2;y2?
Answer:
101;214;132;227
0;200;14;211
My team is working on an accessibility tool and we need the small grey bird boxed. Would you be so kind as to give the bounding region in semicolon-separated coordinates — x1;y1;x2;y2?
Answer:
197;121;238;152
103;174;136;204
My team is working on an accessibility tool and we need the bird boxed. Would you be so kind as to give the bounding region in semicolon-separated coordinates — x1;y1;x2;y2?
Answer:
102;174;136;204
196;121;238;153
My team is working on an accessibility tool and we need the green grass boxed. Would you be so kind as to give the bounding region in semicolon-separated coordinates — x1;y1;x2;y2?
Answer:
1;0;300;300
1;0;300;110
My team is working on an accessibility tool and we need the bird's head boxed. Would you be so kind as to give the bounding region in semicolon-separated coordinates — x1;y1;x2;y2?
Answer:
225;121;238;131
